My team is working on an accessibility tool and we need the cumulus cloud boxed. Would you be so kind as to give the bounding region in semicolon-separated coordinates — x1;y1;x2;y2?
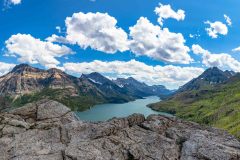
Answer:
65;12;129;54
5;34;73;68
129;17;192;64
46;34;70;44
192;44;240;72
205;21;228;38
232;46;240;52
224;14;232;26
0;62;15;76
154;3;185;26
49;12;191;64
63;59;203;89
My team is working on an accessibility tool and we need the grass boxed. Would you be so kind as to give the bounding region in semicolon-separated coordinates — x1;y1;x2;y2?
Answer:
1;88;106;112
149;81;240;139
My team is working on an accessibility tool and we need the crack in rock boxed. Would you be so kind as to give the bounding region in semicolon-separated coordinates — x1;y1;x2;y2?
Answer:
0;99;239;160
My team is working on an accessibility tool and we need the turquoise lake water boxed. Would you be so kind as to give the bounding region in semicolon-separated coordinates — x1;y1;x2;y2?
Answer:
76;96;172;122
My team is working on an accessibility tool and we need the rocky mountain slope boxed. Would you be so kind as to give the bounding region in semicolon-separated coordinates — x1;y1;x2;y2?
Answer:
0;64;171;111
114;77;172;97
0;100;239;160
0;64;86;95
149;67;240;138
177;67;234;92
82;72;135;102
0;64;108;111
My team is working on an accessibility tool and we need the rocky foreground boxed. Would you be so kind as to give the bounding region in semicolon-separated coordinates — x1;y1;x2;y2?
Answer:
0;100;239;160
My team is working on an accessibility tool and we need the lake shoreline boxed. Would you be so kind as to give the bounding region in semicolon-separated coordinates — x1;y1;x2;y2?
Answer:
76;96;173;122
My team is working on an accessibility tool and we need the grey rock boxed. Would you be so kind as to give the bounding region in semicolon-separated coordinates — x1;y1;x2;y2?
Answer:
36;99;71;120
9;102;37;121
0;100;239;160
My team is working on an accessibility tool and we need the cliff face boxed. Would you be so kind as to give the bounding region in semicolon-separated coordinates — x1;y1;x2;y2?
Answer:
0;100;239;160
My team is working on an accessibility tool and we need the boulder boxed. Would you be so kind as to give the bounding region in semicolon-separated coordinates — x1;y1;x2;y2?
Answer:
0;99;239;160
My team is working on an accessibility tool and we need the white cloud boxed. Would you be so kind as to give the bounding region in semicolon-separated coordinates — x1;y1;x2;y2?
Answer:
65;12;129;54
10;0;21;5
5;34;73;69
63;59;203;89
154;3;185;26
46;34;70;44
129;17;192;64
205;21;228;38
232;46;240;52
192;44;240;72
189;33;200;39
224;14;232;26
0;62;15;76
49;12;191;64
4;0;21;8
56;26;62;33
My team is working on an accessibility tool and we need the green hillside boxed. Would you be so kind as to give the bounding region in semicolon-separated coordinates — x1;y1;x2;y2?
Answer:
149;77;240;139
0;88;102;112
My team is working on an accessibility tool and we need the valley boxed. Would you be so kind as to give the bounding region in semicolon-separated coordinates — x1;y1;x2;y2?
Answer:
0;64;239;140
1;1;240;159
0;64;173;112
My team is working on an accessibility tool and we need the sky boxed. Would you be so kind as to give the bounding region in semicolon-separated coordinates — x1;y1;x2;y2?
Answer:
1;0;240;89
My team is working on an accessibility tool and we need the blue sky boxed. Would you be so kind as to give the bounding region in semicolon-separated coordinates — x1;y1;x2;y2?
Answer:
1;0;240;89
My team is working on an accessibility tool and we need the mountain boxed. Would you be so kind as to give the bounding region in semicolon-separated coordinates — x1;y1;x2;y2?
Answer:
0;64;78;96
149;67;240;138
114;77;151;97
83;72;113;85
0;64;173;112
0;64;131;111
0;64;172;111
177;67;233;92
224;70;236;78
82;72;135;103
114;77;173;97
150;84;173;96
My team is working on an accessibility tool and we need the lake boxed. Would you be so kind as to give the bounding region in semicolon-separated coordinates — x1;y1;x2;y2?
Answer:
76;96;173;122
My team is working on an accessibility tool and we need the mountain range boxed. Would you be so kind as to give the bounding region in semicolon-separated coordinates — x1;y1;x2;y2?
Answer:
1;64;239;139
114;77;172;97
0;64;172;111
149;67;240;139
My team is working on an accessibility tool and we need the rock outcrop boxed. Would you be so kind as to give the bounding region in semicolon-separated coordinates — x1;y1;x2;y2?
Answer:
0;100;239;160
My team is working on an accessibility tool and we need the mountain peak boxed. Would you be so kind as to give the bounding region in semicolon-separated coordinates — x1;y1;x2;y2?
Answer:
12;63;30;70
178;67;235;92
11;63;39;73
126;77;141;83
199;67;228;82
47;68;64;74
84;72;110;84
178;67;234;92
88;72;104;77
127;77;136;80
204;67;221;73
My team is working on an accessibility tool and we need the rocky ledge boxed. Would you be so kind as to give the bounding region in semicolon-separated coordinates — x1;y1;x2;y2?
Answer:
0;100;239;160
